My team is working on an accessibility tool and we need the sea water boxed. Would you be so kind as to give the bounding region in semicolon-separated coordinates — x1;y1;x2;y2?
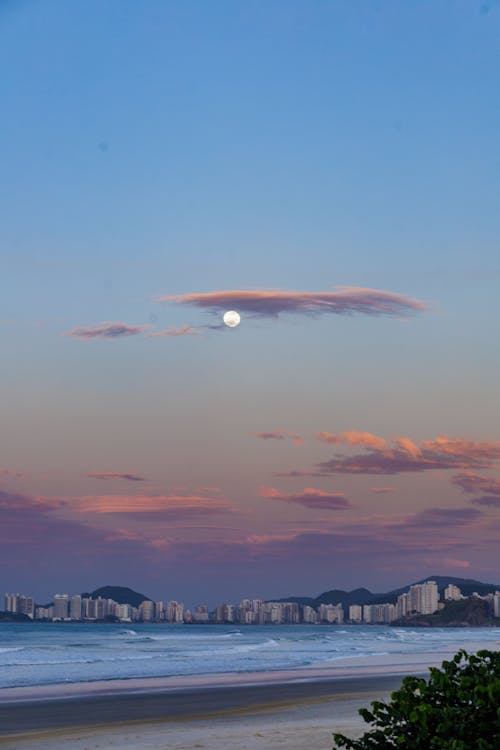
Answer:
1;623;499;689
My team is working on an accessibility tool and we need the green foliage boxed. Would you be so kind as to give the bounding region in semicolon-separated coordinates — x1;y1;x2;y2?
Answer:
333;650;500;749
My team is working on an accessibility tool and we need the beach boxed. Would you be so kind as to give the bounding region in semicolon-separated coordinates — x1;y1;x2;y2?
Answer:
0;673;403;750
2;624;498;750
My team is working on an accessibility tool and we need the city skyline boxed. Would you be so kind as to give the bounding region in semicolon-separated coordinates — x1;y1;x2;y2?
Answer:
2;2;499;604
5;576;500;623
9;579;498;625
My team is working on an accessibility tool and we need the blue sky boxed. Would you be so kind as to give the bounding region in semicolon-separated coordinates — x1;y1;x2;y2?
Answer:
1;1;499;603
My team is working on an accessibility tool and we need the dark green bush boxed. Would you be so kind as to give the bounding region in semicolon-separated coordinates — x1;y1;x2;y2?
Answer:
333;649;500;749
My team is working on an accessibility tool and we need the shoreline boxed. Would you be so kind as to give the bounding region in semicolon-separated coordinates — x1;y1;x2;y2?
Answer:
0;644;482;704
2;645;497;748
0;674;403;749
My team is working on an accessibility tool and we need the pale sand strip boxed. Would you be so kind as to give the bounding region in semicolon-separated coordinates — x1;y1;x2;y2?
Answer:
0;687;393;750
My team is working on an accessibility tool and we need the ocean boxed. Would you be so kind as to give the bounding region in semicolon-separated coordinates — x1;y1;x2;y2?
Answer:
1;623;499;690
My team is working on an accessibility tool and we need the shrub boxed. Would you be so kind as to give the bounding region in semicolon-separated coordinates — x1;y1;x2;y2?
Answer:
332;649;500;749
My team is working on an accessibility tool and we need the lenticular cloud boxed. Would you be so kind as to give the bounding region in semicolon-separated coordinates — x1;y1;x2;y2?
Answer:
159;287;427;319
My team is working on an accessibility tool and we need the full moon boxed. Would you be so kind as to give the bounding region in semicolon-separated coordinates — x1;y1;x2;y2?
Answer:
223;310;241;328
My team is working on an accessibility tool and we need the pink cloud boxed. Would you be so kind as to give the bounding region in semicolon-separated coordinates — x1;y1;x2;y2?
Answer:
57;493;234;517
369;487;398;494
87;472;147;482
317;431;388;450
160;286;427;319
65;322;150;339
316;434;500;475
148;326;200;338
425;557;471;570
254;430;303;445
422;436;500;460
259;486;350;511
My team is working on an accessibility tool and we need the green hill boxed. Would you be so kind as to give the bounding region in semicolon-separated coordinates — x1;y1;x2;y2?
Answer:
0;610;31;622
393;597;499;627
84;585;150;608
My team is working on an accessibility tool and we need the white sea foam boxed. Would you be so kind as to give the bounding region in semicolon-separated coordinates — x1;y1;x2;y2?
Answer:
1;623;499;690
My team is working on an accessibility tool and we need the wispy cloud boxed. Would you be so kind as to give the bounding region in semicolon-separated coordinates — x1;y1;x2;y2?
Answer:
65;322;149;339
42;493;234;518
259;486;350;511
147;326;200;338
369;487;398;494
0;467;27;479
471;495;500;507
451;471;500;496
86;472;147;482
160;286;427;319
254;430;303;445
404;506;482;528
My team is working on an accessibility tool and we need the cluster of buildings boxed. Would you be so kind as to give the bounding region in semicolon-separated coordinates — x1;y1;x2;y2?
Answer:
5;582;500;625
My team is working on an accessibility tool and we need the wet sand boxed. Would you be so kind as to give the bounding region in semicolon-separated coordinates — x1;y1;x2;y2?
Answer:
1;646;478;750
0;676;403;750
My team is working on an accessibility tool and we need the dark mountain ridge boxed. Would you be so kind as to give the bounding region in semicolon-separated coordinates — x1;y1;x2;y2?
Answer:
275;576;500;609
82;585;150;608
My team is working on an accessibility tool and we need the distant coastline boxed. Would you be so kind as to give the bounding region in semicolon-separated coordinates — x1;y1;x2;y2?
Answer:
4;576;500;627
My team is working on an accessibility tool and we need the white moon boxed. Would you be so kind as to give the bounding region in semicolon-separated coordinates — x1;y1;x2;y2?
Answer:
223;310;241;328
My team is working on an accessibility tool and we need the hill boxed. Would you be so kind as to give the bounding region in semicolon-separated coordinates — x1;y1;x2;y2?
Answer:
277;576;500;609
83;585;150;608
392;597;500;627
0;610;31;622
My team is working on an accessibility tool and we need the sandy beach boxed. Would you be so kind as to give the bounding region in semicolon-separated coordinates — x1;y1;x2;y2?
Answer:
0;675;402;750
1;645;493;750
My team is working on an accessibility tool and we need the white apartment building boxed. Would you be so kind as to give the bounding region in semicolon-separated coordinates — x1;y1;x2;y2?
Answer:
318;603;344;624
348;604;362;623
70;595;82;620
4;593;35;619
397;592;410;618
138;600;155;621
493;591;500;618
302;605;318;624
53;594;70;620
409;581;439;615
444;584;462;601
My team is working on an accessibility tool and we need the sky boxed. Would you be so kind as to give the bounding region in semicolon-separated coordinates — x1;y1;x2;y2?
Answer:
1;0;499;606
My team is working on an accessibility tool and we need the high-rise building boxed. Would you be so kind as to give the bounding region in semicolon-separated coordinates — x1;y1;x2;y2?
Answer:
318;603;344;624
53;594;70;620
444;584;462;601
409;581;439;615
397;592;410;618
363;604;376;623
138;600;155;622
70;595;82;620
493;591;500;618
348;604;362;623
302;605;317;624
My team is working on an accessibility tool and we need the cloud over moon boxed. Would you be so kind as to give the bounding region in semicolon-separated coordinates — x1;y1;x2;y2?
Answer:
65;322;149;339
259;486;350;510
159;287;427;319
